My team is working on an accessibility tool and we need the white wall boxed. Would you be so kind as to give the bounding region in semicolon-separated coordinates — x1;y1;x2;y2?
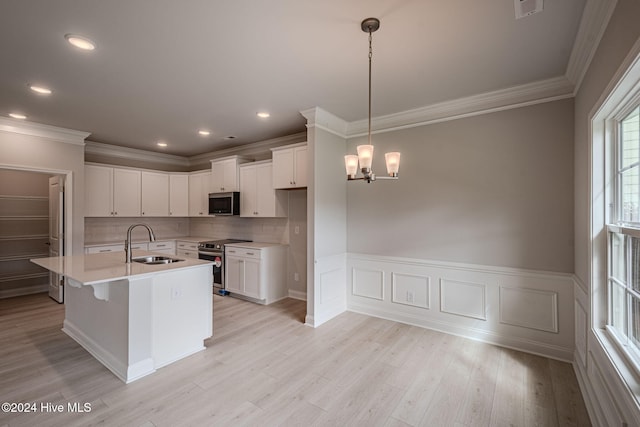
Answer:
303;108;348;327
0;120;88;255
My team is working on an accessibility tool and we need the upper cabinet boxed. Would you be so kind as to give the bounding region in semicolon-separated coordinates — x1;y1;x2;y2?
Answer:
210;156;250;193
141;171;169;216
85;165;113;217
239;161;288;218
85;165;140;217
188;171;211;216
271;143;307;189
169;174;189;217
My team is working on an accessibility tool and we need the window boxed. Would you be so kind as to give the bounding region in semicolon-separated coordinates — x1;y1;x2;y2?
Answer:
619;107;640;223
608;104;640;366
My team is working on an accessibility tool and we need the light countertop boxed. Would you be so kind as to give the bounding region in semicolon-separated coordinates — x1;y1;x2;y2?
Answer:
31;251;213;285
84;236;218;248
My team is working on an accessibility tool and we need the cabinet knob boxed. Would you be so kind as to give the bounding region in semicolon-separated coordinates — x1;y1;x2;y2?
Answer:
142;212;145;215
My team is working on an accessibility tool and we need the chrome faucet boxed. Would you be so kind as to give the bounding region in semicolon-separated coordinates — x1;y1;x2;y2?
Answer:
125;223;156;263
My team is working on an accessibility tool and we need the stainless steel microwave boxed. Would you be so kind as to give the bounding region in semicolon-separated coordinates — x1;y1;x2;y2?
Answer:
208;192;240;215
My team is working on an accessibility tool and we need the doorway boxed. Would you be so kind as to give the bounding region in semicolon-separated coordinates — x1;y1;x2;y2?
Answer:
0;169;67;300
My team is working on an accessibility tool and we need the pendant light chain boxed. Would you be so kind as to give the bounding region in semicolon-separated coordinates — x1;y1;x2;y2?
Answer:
368;28;373;145
344;17;400;183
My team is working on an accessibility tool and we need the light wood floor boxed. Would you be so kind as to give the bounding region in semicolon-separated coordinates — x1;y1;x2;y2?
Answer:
0;293;590;427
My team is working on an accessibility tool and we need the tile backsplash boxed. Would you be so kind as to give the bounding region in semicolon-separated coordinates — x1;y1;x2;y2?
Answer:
85;216;289;245
84;217;190;244
189;216;289;244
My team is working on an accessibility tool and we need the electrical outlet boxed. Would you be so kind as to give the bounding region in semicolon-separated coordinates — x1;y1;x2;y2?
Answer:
294;272;299;282
407;291;414;303
294;225;300;235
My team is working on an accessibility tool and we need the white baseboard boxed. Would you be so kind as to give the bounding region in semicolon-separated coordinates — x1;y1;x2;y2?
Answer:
63;319;155;383
347;253;574;361
288;289;307;301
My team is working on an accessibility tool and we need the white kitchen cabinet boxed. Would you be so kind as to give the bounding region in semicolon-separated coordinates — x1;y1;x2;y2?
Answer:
239;161;287;218
113;168;141;216
224;243;287;304
85;165;141;217
210;156;250;192
176;241;199;259
85;242;147;254
141;171;169;216
188;171;211;216
271;142;307;189
85;165;114;217
169;174;189;216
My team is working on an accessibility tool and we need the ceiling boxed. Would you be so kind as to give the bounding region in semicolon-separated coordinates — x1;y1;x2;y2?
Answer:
0;0;587;157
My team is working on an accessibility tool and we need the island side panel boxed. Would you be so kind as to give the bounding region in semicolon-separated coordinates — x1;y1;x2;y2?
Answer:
62;279;148;382
151;265;213;368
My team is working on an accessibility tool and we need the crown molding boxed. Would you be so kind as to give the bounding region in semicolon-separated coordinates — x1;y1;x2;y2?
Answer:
0;117;89;145
84;140;190;168
301;107;349;138
188;132;307;165
346;76;574;137
566;0;618;94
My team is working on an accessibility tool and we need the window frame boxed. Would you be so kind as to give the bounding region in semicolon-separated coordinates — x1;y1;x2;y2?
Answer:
606;96;640;378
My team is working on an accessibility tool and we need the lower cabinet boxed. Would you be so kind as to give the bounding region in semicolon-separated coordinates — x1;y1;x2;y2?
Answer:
224;244;287;304
176;241;199;259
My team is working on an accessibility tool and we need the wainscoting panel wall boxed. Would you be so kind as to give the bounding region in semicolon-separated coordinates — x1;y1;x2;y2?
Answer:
347;253;574;361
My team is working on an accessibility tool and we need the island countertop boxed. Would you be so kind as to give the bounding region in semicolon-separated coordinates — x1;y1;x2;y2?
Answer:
31;251;214;286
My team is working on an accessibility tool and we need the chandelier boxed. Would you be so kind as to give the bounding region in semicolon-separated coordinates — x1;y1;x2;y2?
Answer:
345;17;400;183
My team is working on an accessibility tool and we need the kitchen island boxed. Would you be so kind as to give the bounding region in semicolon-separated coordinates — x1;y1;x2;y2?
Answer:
31;251;214;383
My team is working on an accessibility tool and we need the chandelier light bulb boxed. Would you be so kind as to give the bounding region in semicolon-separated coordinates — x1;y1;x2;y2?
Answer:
345;155;359;178
385;152;401;176
357;145;374;170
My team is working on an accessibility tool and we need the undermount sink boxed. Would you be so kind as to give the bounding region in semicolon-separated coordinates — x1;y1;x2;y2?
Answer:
132;256;184;265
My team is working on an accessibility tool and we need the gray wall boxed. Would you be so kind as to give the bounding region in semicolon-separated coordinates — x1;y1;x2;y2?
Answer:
347;98;575;273
574;0;640;284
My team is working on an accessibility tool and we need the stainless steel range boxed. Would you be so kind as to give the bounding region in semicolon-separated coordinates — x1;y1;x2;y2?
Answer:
198;239;251;295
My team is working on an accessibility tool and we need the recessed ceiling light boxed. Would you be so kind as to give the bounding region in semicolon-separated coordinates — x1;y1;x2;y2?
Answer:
157;142;168;147
9;113;27;119
257;112;270;118
198;130;211;136
65;34;96;51
29;85;52;95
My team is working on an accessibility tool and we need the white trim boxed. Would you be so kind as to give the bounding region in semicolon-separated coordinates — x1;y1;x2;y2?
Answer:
63;319;156;383
190;132;306;165
0;117;89;145
346;77;574;137
347;253;574;361
85;140;189;168
287;289;307;301
348;252;574;281
300;107;349;138
566;0;618;93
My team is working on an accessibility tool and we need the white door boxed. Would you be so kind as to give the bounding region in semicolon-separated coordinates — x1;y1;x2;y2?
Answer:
48;176;64;303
